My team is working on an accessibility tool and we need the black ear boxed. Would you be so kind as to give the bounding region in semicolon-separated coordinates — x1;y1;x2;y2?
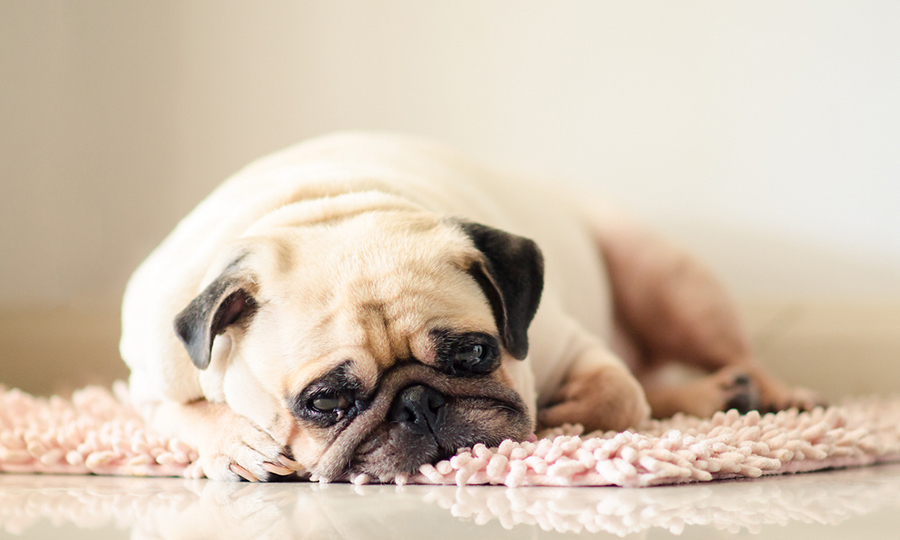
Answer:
173;263;257;370
458;221;544;360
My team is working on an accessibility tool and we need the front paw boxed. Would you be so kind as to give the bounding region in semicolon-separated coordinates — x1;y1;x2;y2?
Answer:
196;409;300;482
538;364;651;433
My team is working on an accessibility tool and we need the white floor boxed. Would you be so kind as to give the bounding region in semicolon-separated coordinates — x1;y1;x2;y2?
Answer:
2;463;899;539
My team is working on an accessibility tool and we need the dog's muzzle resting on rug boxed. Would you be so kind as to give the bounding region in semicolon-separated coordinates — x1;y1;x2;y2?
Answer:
120;132;819;482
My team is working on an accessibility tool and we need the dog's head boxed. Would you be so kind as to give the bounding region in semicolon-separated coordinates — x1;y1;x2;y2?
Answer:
173;209;543;481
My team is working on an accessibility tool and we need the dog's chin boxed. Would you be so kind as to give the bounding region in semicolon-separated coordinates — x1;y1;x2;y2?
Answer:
348;425;445;482
346;398;533;483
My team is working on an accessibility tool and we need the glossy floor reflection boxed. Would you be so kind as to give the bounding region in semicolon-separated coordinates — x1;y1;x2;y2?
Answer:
2;464;900;539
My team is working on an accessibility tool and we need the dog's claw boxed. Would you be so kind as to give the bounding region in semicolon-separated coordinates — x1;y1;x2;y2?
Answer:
278;455;304;472
262;462;294;476
230;463;258;482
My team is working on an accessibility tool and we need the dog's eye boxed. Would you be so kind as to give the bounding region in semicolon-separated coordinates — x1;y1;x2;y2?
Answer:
431;330;501;376
456;344;485;365
310;393;350;414
452;341;498;374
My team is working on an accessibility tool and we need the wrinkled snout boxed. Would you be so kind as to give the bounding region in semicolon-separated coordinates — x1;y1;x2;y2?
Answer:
305;363;531;483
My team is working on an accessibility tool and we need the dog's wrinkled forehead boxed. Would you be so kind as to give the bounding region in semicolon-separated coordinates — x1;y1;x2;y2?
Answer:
239;211;498;372
175;209;543;396
248;211;476;285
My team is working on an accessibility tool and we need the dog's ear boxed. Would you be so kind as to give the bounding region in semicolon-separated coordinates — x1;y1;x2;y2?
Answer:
458;221;544;360
173;261;258;370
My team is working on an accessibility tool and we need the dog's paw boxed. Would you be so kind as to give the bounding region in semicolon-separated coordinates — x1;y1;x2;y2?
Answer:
196;412;300;482
686;366;768;416
644;365;762;419
538;364;651;433
714;367;761;414
646;365;825;419
758;383;825;414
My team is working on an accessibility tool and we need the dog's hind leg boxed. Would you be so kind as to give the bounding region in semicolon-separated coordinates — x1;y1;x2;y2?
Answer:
580;206;820;418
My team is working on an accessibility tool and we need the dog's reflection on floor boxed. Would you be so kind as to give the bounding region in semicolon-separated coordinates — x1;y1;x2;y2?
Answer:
2;465;900;539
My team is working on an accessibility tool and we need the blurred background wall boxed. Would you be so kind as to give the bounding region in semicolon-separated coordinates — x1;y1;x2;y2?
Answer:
2;1;899;395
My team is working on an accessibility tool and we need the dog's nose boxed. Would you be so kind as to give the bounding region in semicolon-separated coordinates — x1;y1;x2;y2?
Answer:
389;385;446;435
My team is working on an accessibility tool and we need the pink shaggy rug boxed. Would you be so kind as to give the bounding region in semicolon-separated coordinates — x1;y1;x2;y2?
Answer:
2;382;899;487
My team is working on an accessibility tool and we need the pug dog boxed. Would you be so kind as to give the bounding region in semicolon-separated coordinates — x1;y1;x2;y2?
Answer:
120;132;818;482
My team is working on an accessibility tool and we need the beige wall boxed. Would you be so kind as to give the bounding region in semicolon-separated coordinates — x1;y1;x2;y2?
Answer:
2;1;900;394
4;0;900;309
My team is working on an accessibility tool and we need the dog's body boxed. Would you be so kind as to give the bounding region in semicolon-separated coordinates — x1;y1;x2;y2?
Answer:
121;132;815;482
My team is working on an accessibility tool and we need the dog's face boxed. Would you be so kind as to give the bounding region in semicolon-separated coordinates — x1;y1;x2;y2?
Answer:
173;210;543;482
